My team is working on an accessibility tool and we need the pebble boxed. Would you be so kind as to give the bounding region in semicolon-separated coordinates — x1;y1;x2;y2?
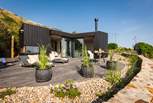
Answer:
2;78;110;103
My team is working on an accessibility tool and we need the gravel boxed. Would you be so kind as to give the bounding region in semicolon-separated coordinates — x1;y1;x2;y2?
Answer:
1;78;110;103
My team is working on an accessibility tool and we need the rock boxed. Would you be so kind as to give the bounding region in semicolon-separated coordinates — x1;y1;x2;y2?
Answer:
150;97;153;103
2;78;110;103
135;99;148;103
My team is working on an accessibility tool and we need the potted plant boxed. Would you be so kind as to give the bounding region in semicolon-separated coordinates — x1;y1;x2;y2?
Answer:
80;46;94;77
106;50;117;69
35;45;52;82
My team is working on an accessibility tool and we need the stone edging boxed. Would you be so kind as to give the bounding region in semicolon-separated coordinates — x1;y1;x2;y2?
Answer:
92;55;142;103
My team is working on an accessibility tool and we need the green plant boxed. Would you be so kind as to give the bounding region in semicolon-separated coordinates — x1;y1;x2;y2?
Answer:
108;43;118;50
82;45;90;67
126;55;140;77
38;45;49;70
129;55;138;64
0;88;16;99
0;9;22;57
105;69;121;85
109;50;114;61
134;42;153;58
50;80;81;98
97;55;142;102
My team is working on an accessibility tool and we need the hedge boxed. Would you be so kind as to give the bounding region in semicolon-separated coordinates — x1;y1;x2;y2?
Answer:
134;42;153;58
108;43;118;50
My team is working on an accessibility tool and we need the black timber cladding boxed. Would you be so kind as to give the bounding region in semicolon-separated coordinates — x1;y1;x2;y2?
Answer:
21;23;108;51
22;23;51;47
93;31;108;51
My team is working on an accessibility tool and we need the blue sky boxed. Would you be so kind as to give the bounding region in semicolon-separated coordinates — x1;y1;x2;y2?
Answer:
0;0;153;47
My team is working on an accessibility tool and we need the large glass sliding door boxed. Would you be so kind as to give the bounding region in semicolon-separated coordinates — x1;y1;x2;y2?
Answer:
61;38;72;57
61;38;84;58
74;39;83;57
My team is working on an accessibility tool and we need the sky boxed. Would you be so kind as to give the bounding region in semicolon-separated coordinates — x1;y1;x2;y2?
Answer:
0;0;153;47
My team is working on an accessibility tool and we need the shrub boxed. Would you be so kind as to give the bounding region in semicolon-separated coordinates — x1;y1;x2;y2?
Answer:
97;55;142;102
129;55;138;64
134;42;153;58
126;55;140;78
38;45;49;69
108;43;118;50
50;80;81;98
0;88;16;99
109;50;114;61
105;69;121;85
82;45;90;67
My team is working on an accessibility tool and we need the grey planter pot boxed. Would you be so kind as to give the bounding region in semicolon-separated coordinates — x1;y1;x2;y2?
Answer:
35;67;52;82
80;65;94;78
106;61;117;69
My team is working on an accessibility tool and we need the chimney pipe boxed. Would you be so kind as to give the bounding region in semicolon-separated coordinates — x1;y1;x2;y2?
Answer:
94;18;98;32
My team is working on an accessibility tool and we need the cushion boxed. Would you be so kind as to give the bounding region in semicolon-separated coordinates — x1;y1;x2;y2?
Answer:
27;55;39;64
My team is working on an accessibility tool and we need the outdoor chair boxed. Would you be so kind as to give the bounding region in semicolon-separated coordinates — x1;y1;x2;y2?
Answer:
19;54;54;67
87;50;95;62
49;51;69;63
19;54;38;67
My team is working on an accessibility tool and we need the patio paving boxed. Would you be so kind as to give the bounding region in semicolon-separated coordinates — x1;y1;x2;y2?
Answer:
0;58;107;87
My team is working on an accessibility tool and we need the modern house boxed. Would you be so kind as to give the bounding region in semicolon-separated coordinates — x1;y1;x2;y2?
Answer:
19;20;108;58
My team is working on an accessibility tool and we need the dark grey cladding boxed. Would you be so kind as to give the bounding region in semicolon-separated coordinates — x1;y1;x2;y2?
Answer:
94;31;108;51
20;23;51;49
20;23;108;52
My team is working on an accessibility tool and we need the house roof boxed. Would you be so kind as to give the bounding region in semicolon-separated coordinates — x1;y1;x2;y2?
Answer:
50;30;108;39
22;23;108;39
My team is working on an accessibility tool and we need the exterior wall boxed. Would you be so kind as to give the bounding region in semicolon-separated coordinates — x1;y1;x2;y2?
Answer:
94;32;108;51
84;36;94;51
20;23;108;56
20;24;51;52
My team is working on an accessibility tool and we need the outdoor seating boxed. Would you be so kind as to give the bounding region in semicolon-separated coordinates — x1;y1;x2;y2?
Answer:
19;54;37;67
49;51;69;63
87;50;97;63
20;54;54;67
94;49;108;64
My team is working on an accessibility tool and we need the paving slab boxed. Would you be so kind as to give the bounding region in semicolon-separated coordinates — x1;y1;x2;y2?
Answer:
0;58;106;87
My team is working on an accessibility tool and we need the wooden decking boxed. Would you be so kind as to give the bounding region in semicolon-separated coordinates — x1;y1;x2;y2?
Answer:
0;58;106;87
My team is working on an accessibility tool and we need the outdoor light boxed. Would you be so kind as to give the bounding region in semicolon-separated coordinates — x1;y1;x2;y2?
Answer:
20;29;24;33
1;57;6;65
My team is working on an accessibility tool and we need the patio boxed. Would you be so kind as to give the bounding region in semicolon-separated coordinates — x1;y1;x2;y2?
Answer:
0;58;107;87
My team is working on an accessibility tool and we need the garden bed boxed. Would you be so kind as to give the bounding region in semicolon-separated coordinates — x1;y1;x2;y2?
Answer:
93;55;142;102
0;54;141;103
1;78;110;103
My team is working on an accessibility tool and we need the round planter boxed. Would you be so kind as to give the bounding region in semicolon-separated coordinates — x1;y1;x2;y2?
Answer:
106;61;117;69
80;65;94;78
35;67;52;82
